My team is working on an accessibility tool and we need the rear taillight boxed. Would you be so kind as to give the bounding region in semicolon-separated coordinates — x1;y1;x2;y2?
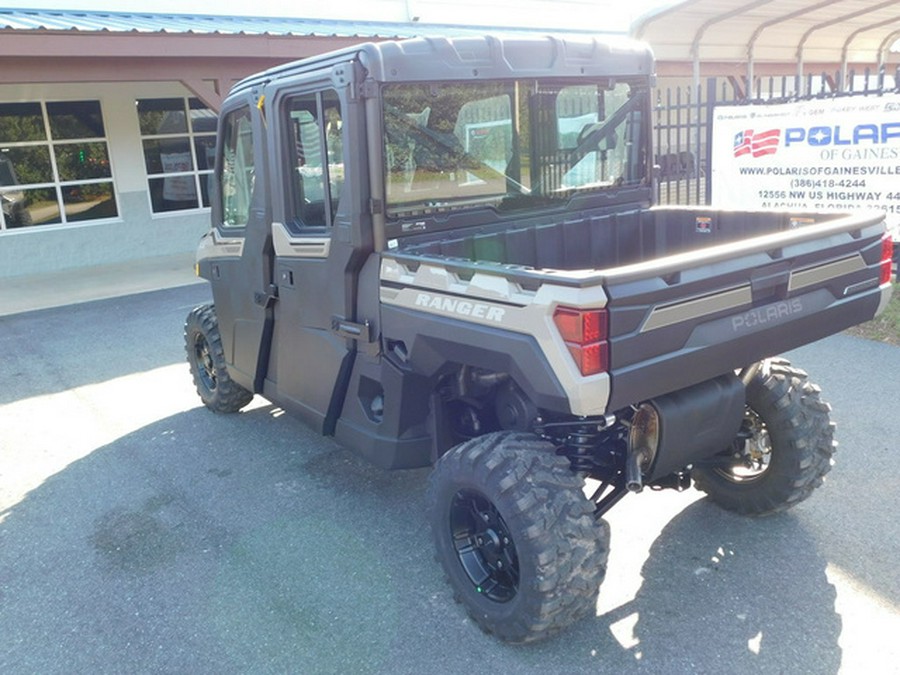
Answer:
881;234;894;286
553;306;609;376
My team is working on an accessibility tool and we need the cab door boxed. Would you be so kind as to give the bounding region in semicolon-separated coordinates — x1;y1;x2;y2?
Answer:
263;77;361;433
204;91;275;394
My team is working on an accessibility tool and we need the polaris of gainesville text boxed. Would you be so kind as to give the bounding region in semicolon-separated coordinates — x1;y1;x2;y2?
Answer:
787;122;900;161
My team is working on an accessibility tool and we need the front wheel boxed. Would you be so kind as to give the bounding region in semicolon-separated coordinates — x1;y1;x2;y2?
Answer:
426;432;609;643
184;304;253;413
693;358;835;515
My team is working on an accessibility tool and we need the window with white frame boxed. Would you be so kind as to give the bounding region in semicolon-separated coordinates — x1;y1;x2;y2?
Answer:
0;100;117;231
136;97;217;214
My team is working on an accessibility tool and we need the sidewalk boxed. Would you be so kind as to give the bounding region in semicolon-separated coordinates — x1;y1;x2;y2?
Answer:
0;252;203;317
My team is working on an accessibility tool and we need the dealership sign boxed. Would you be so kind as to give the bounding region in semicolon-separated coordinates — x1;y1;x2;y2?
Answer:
712;95;900;230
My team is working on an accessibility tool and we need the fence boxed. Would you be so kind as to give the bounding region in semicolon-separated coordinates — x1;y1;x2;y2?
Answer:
653;67;900;206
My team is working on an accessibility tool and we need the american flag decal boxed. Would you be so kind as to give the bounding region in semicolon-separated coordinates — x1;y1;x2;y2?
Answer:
733;129;781;158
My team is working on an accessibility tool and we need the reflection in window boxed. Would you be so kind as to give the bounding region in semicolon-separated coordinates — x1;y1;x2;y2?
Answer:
137;97;216;214
382;80;646;216
137;98;188;135
55;142;112;181
220;107;254;229
323;90;344;224
47;100;105;140
62;183;117;222
1;146;53;184
0;102;45;143
0;99;117;231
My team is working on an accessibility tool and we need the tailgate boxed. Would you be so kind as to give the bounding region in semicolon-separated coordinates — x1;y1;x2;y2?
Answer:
602;211;889;409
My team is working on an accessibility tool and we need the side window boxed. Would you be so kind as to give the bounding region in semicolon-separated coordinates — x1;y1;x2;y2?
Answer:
285;89;343;229
323;90;344;223
220;107;254;229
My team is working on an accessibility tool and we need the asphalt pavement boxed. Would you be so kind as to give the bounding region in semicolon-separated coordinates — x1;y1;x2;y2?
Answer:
1;280;898;674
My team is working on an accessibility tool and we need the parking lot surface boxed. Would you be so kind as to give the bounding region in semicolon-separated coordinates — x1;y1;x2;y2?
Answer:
1;284;898;674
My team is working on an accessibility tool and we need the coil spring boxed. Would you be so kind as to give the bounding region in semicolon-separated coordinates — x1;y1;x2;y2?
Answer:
547;423;626;479
563;428;599;471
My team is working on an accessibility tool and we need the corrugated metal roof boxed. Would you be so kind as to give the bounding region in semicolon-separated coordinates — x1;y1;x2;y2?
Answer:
0;7;604;39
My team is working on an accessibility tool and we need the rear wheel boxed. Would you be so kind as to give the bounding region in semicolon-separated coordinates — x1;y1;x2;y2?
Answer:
184;304;253;413
426;431;609;643
693;358;835;515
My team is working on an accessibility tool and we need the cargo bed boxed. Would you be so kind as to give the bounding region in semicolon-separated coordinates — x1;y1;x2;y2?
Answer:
389;207;890;408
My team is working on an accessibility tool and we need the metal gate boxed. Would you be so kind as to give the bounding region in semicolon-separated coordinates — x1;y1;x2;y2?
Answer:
653;68;900;206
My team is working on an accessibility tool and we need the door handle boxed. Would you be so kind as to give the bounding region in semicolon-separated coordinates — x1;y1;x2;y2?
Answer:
332;317;372;342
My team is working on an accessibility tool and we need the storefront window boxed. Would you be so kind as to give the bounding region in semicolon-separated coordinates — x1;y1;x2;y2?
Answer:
0;99;117;231
137;97;217;214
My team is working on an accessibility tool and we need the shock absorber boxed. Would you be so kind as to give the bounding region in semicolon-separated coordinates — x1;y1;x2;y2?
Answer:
541;417;631;517
538;416;622;477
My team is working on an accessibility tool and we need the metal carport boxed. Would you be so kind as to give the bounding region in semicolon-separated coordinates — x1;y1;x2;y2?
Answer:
632;0;900;88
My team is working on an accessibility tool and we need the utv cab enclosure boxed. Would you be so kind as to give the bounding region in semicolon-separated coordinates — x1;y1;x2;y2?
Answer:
185;34;894;643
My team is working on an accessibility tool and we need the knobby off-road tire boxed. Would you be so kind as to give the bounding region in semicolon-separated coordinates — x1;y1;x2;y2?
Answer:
693;358;835;516
184;304;253;413
426;431;609;643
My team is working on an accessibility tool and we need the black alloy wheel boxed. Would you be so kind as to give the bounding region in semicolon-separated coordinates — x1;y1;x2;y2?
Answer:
192;331;218;393
427;431;610;643
449;489;519;602
184;304;254;413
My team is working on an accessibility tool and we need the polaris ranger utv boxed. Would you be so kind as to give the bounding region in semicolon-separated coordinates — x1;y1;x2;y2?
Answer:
185;35;894;643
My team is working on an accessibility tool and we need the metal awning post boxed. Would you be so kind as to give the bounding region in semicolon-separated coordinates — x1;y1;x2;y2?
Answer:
692;47;701;91
747;46;754;94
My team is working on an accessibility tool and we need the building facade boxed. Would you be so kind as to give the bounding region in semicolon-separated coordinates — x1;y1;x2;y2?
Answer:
2;5;893;279
0;81;221;276
1;9;595;278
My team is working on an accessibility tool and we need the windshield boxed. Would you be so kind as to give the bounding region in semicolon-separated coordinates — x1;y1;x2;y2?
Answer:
382;79;647;217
